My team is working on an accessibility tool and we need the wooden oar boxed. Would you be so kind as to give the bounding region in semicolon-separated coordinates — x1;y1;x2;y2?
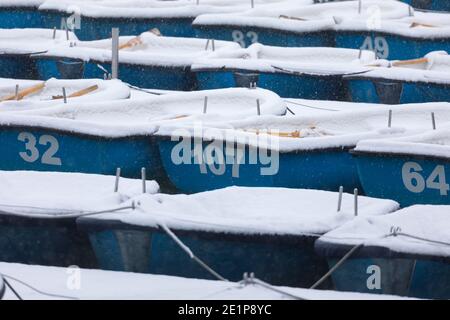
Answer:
52;84;99;100
244;129;301;138
279;15;308;21
392;57;429;67
118;28;162;50
0;82;45;102
410;22;437;28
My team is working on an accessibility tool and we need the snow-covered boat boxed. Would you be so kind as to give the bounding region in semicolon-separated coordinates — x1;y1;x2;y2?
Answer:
193;0;411;48
192;44;374;99
156;103;450;194
352;125;450;207
335;9;450;60
76;186;398;287
0;1;44;29
0;28;77;79
346;51;450;104
34;31;240;90
315;205;450;299
0;88;284;185
38;0;292;41
0;262;416;300
0;78;130;112
401;0;450;12
0;170;158;267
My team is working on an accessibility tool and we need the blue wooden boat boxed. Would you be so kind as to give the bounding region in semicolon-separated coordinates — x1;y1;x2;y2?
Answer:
33;31;239;90
352;126;450;207
335;9;450;60
156;108;410;194
76;186;398;287
0;170;159;267
0;1;44;29
315;205;450;299
38;0;271;41
193;0;409;48
346;51;450;104
401;0;450;12
0;28;77;80
193;44;375;99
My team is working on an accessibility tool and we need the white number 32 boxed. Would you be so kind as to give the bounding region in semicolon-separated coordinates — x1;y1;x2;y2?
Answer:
18;132;62;166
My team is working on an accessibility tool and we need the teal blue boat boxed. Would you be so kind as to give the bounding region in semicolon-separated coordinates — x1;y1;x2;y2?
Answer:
0;1;44;28
77;186;398;287
316;205;450;299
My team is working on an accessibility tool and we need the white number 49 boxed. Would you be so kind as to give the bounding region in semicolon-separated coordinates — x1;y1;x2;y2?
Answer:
402;162;449;196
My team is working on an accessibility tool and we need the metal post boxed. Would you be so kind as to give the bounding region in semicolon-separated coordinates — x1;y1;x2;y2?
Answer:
408;5;414;17
358;0;362;14
62;87;67;103
141;167;146;193
205;39;210;51
15;84;19;100
431;112;436;130
251;0;254;9
203;96;208;114
114;168;121;192
256;99;261;116
354;188;358;217
65;20;69;40
388;109;392;128
337;186;343;212
52;27;57;40
111;28;120;79
212;39;215;52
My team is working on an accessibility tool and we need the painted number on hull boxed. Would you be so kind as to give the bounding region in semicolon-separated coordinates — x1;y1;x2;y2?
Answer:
232;30;258;47
360;36;389;59
402;162;449;195
18;132;62;166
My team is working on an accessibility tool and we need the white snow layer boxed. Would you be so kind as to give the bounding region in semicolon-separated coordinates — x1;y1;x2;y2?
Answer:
0;262;413;300
0;171;159;217
90;186;399;236
319;205;450;258
0;88;285;137
0;78;130;112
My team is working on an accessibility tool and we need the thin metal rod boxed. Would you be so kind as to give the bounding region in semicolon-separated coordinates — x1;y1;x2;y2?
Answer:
3;277;23;300
431;112;436;130
251;0;254;9
388;109;392;128
211;39;215;52
111;28;120;79
141;167;146;193
15;84;19;100
114;168;121;192
203;96;208;114
256;99;261;116
354;188;358;217
358;0;362;14
204;39;210;51
52;27;57;39
337;186;343;212
62;87;67;103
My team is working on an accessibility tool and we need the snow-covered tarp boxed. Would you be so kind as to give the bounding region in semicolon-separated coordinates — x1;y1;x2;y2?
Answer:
157;103;450;152
317;205;450;258
192;43;375;75
87;186;399;236
39;0;308;19
355;125;450;159
0;170;159;218
0;78;130;112
347;51;450;84
0;88;285;137
0;262;414;300
193;0;412;34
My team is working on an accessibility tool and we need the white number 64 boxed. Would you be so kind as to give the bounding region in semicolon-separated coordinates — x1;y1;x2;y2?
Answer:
402;162;449;196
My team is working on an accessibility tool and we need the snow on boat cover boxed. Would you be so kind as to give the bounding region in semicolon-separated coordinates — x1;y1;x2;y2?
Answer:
0;262;414;300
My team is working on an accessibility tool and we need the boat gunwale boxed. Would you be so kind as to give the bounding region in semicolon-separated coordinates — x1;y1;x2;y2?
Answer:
350;148;450;163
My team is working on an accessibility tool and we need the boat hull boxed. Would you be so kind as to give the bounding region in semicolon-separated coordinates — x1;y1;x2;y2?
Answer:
158;138;362;194
34;57;198;90
0;213;97;268
402;0;450;12
40;10;195;40
0;7;43;28
316;241;450;299
78;218;332;288
195;69;348;100
346;77;450;104
0;126;164;181
194;25;335;48
353;151;450;207
0;54;38;80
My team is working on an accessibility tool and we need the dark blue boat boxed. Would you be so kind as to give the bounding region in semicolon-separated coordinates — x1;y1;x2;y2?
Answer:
315;205;450;299
33;32;239;89
0;2;44;29
76;186;398;287
192;44;374;99
352;128;450;207
345;51;450;104
402;0;450;12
